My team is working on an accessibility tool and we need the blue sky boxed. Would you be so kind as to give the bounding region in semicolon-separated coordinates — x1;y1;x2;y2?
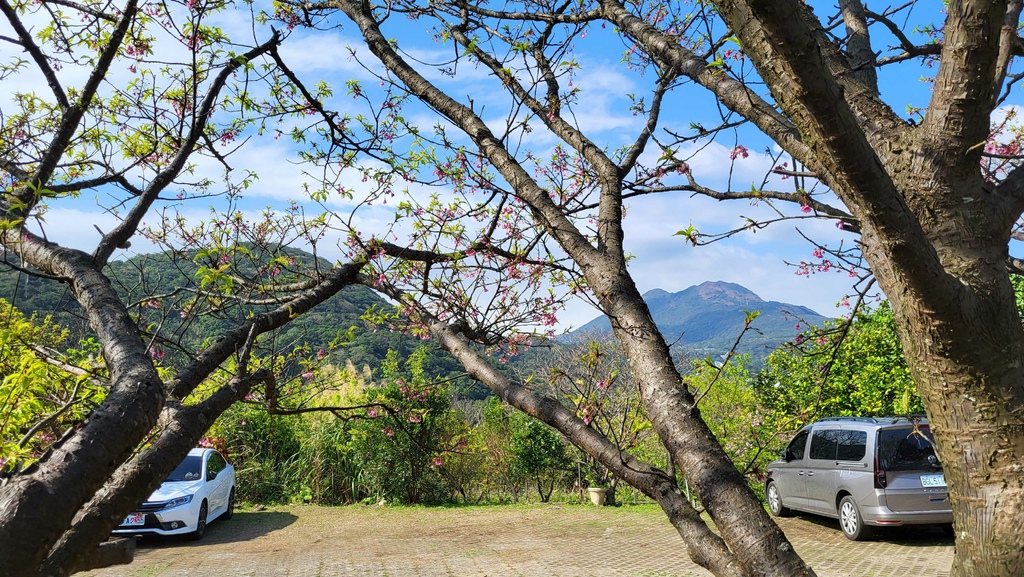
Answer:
5;0;1011;331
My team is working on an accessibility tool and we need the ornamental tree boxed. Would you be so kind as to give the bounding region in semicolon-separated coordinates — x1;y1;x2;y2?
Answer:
4;0;1024;576
266;0;1024;575
757;301;923;423
0;2;377;574
352;347;462;504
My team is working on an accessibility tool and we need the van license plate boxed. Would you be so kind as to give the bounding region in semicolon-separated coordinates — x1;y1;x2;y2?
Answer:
920;474;946;487
122;513;145;526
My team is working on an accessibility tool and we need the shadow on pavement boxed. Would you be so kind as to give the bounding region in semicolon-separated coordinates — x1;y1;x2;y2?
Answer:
792;513;954;547
133;510;298;549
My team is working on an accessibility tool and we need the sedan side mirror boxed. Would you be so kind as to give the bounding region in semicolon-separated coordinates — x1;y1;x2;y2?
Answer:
207;470;217;482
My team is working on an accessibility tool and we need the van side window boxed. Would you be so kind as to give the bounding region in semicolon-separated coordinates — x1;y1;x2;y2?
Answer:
836;430;867;461
787;429;810;460
809;429;839;460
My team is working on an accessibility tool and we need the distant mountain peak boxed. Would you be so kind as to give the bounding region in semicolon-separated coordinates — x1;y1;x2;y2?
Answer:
692;281;763;305
643;288;670;299
572;281;827;363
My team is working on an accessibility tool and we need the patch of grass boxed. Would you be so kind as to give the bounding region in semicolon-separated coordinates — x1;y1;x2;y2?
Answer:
130;562;171;577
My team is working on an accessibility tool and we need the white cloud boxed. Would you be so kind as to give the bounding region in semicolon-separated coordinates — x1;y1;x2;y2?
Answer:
277;33;376;77
28;207;157;256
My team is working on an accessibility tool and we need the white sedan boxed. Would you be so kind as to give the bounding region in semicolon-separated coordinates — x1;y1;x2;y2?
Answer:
113;448;235;540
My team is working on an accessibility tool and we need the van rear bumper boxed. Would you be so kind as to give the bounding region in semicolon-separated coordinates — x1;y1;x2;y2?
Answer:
860;504;953;526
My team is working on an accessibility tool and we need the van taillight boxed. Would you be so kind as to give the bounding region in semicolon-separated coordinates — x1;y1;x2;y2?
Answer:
874;456;887;489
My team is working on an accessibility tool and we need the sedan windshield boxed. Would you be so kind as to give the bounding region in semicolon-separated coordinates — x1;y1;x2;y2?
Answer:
165;455;203;482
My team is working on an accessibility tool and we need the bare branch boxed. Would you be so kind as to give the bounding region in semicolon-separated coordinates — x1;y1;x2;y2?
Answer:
94;31;283;266
993;1;1023;98
165;256;367;399
0;0;69;110
39;0;117;22
619;69;674;175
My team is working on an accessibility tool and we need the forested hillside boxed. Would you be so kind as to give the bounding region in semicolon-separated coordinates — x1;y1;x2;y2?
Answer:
0;248;480;395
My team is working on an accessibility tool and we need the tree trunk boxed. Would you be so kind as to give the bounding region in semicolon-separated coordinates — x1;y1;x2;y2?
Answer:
861;182;1024;576
0;259;165;577
341;2;812;572
426;317;745;577
704;0;1024;572
41;376;255;576
591;273;811;576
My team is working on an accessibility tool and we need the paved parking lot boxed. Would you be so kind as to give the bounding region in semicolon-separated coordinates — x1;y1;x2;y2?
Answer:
84;504;953;577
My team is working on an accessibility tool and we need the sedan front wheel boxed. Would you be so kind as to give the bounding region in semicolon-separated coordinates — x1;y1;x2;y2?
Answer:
190;501;208;541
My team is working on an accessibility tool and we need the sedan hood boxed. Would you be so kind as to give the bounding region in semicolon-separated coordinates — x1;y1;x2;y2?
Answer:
148;480;203;502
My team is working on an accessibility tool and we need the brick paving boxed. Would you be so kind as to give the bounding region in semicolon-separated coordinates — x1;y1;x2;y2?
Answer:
83;504;953;577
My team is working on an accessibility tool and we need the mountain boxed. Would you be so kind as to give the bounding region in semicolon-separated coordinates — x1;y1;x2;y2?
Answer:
571;281;828;363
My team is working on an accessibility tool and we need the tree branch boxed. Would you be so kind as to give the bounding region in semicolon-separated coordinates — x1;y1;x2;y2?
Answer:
165;256;367;400
375;285;744;577
0;0;69;110
334;0;604;270
596;0;819;171
993;1;1023;99
920;0;1006;166
17;380;87;448
838;0;878;94
93;31;283;266
42;373;258;576
12;0;139;209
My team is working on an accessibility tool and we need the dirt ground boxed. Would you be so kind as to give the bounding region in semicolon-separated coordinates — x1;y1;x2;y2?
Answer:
82;503;953;577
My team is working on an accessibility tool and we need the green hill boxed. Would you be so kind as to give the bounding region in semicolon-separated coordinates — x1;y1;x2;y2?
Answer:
0;248;482;396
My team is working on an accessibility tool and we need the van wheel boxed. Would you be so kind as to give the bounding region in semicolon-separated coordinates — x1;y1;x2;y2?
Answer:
766;482;792;517
839;496;872;541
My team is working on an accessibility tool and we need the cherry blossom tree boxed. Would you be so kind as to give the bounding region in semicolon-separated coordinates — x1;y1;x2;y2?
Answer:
265;0;1024;575
4;0;1024;575
0;1;377;574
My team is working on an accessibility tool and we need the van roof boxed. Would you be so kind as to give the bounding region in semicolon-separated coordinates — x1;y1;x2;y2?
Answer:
813;416;929;426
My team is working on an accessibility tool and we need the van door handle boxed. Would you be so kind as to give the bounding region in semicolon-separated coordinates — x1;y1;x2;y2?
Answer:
807;472;814;476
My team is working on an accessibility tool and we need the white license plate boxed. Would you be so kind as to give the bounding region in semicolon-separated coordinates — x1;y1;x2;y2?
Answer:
122;513;146;526
920;474;946;487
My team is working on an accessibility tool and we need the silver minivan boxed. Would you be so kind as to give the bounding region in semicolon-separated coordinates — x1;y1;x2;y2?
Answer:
764;417;953;540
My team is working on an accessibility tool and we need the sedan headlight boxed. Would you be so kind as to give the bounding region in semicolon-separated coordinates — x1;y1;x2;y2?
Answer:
161;495;194;510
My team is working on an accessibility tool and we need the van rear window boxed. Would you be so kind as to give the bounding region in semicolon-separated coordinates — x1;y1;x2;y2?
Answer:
878;427;938;471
